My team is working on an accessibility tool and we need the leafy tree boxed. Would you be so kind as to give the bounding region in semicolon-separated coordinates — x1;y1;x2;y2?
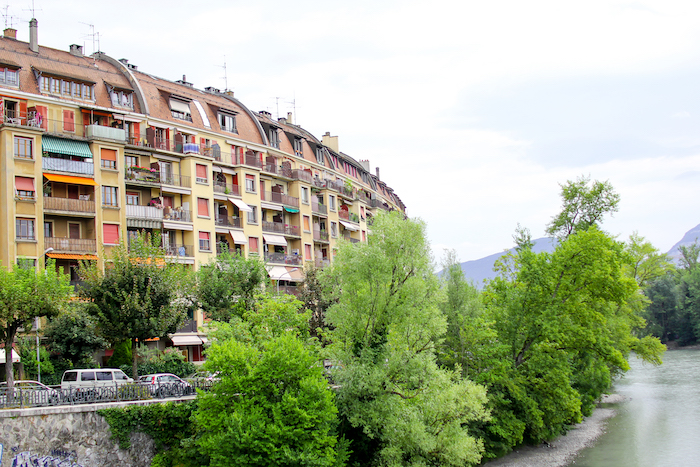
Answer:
44;302;108;367
16;336;54;380
298;263;336;341
545;175;620;240
325;211;489;467
624;232;674;288
0;259;72;386
119;346;195;378
81;233;191;378
196;249;268;322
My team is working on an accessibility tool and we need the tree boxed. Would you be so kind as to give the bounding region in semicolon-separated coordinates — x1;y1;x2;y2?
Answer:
0;259;72;387
196;249;268;322
298;263;336;341
81;234;191;378
44;302;108;367
325;211;489;466
545;175;620;240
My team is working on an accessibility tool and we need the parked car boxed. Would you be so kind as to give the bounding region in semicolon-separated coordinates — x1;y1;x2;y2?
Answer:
186;370;220;383
61;368;133;395
138;373;192;397
0;380;61;405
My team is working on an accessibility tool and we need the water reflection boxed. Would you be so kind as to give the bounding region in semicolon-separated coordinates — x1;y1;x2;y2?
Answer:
570;349;700;467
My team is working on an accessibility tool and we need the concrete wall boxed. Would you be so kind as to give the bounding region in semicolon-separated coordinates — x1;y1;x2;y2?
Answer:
0;398;192;467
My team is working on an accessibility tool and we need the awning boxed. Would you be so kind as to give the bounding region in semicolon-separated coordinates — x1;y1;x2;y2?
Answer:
260;202;283;211
43;173;98;186
42;136;93;158
0;349;20;364
263;234;287;246
286;266;303;281
266;266;289;281
169;99;191;114
284;207;299;213
113;113;141;123
340;220;360;231
229;230;247;244
163;221;194;231
47;253;98;260
214;166;236;175
171;335;203;346
230;198;252;212
147;120;172;129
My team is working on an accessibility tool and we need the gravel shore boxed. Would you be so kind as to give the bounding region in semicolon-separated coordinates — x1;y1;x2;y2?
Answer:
483;394;626;467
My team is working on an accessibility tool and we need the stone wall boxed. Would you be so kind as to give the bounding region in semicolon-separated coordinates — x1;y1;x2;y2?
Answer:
0;398;192;467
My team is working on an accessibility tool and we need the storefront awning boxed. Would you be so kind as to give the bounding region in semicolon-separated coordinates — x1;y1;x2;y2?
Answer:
260;202;283;211
229;198;252;212
43;173;98;186
47;253;98;260
229;230;248;244
0;349;20;364
171;335;203;346
340;220;360;231
263;234;287;246
284;207;300;213
42;136;93;158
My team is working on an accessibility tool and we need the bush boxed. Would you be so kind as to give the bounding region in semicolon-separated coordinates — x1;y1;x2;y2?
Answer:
108;341;133;368
119;346;195;378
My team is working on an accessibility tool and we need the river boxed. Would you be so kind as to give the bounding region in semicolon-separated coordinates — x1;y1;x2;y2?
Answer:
568;349;700;467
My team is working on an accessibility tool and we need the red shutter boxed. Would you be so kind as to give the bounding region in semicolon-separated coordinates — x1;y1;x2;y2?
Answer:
249;237;259;253
103;224;119;244
199;231;209;241
36;105;48;129
15;176;35;191
19;101;27;123
198;198;209;217
101;149;117;161
132;122;140;141
63;110;75;132
196;164;207;179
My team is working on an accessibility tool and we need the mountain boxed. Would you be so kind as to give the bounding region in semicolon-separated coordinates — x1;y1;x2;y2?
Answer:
457;237;557;288
667;223;700;261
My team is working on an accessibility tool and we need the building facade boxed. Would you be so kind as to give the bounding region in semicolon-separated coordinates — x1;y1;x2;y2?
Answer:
0;21;404;362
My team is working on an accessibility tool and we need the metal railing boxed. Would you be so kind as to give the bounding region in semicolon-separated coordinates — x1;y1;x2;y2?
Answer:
165;244;193;257
126;168;161;185
264;252;303;265
163;208;191;222
43;156;95;176
161;173;191;188
313;230;329;242
44;237;97;253
343;235;360;244
312;201;328;216
216;215;242;228
177;319;198;333
43;196;96;214
213;181;241;196
291;169;312;183
126;204;164;220
262;221;301;237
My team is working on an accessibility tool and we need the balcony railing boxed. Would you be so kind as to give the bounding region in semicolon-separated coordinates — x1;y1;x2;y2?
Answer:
343;235;361;244
312;201;328;216
315;259;331;268
126;204;164;220
216;215;242;228
260;191;300;208
43;196;96;214
44;237;97;253
264;252;303;266
165;244;193;257
263;163;277;175
2;110;43;128
244;154;262;168
160;173;191;188
163;207;191;222
85;124;126;141
291;169;312;183
176;319;198;333
213;182;240;196
262;222;301;237
126;168;161;185
369;198;390;210
313;230;329;242
338;211;361;223
43;157;94;175
277;285;301;297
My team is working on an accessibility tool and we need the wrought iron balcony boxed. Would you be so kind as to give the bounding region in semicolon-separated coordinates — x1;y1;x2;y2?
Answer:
213;181;240;196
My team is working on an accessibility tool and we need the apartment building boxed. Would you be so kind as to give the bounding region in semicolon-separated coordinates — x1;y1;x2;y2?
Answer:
0;21;405;362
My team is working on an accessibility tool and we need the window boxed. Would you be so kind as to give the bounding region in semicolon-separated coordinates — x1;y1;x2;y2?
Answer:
109;88;134;110
245;174;256;193
198;198;210;217
40;76;94;100
102;186;119;207
126;192;139;205
16;218;35;240
305;243;312;260
196;164;208;184
331;222;338;238
44;222;53;238
268;128;280;149
218;112;237;133
315;147;324;164
293;138;303;157
301;186;309;204
101;148;117;169
125;155;138;168
103;224;120;245
63;109;75;132
247;206;258;224
249;237;259;254
169;98;192;121
15;177;35;199
303;215;311;232
0;67;19;86
199;231;211;251
14;136;33;159
329;195;336;211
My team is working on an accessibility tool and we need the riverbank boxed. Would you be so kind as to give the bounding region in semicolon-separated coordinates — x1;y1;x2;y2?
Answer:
483;394;626;467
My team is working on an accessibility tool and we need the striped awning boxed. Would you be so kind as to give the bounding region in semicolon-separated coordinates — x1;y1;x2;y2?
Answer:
42;136;93;158
47;253;98;260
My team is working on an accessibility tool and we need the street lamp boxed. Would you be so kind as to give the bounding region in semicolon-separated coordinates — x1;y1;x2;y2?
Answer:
277;268;299;295
36;247;54;383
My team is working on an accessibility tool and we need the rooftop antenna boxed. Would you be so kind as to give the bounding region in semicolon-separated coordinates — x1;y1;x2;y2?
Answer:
217;54;229;91
286;95;297;124
1;5;18;28
80;22;100;54
22;0;41;18
274;97;282;120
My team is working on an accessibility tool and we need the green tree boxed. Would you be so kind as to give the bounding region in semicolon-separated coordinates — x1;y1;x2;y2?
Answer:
16;336;54;381
325;211;489;467
298;263;336;341
81;234;191;378
44;302;108;367
196;249;268;322
0;259;72;386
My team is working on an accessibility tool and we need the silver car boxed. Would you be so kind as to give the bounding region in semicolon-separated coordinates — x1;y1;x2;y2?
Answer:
0;380;61;406
138;373;192;397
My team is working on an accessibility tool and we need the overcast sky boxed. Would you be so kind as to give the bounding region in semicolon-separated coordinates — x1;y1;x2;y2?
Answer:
12;0;700;262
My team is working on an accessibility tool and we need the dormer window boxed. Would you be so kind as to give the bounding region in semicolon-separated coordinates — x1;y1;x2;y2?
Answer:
218;110;237;133
315;147;324;164
106;83;134;110
169;97;192;121
268;127;280;149
293;138;303;157
0;66;19;87
35;68;95;101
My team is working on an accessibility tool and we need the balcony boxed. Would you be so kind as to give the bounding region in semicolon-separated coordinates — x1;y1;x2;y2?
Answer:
243;154;262;169
213;182;240;196
311;201;328;216
291;169;312;183
44;237;97;253
2;109;43;129
277;285;301;297
260;191;300;208
263;222;301;237
85;124;126;142
163;207;191;222
313;230;329;243
262;163;277;175
161;173;191;188
43;196;95;215
165;244;193;257
343;235;361;244
314;259;330;268
176;319;198;333
370;198;390;211
126;204;164;220
339;211;360;223
216;215;242;229
42;157;94;176
264;252;303;266
126;168;160;186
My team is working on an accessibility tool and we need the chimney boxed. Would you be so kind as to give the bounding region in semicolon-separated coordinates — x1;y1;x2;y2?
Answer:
29;18;38;53
359;159;370;171
3;28;16;39
69;44;83;56
287;112;293;124
278;117;287;124
224;90;234;97
376;167;380;180
322;132;339;153
175;75;193;87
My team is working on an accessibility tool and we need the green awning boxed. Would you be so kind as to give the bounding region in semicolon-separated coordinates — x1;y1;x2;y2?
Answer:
42;136;93;158
284;207;300;213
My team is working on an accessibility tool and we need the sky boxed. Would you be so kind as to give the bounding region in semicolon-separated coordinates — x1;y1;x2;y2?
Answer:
9;0;700;262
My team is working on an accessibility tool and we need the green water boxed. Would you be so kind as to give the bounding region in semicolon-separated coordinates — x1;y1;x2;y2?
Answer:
569;349;700;467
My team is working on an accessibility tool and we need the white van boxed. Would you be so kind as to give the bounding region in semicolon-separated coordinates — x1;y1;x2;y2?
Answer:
61;368;133;391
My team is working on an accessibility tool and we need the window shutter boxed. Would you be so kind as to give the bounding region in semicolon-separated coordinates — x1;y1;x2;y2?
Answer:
63;110;75;132
198;198;209;217
196;164;207;179
249;237;259;253
146;127;155;147
103;224;119;244
199;231;209;241
101;148;117;161
15;176;35;192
